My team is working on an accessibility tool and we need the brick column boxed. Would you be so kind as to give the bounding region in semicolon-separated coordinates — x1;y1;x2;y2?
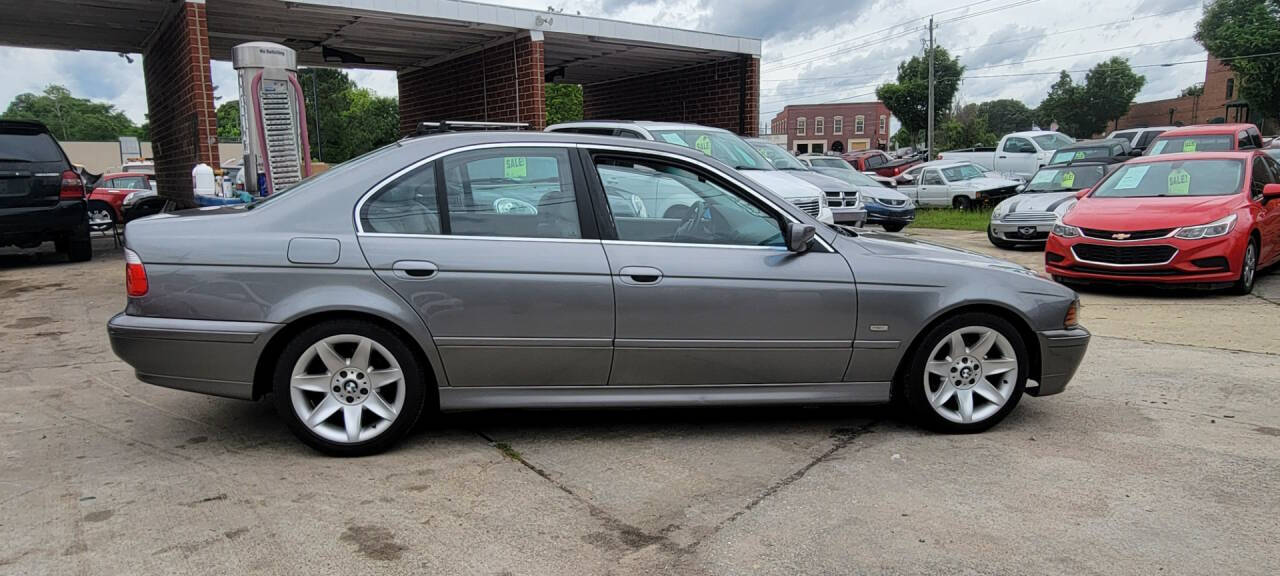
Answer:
142;0;218;205
398;34;547;135
582;55;761;136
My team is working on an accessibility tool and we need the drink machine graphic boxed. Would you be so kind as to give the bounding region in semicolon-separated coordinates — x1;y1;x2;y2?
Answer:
232;41;311;196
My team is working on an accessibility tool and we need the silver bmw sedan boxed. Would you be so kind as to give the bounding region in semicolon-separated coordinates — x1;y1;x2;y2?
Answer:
109;129;1089;456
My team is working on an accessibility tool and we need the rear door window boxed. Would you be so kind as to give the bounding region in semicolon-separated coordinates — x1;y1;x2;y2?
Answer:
442;147;582;239
1136;130;1164;148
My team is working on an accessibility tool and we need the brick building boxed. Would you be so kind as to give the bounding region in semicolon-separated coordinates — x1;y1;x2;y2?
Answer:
1112;57;1275;132
768;102;893;154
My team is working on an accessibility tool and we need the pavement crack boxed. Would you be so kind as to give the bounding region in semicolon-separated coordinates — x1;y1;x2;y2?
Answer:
1090;334;1280;357
683;421;879;552
472;430;679;556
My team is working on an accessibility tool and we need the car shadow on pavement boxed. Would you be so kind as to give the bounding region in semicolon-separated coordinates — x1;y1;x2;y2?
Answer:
0;237;120;270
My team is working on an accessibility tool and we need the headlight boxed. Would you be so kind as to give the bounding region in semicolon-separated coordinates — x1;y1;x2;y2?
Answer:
992;202;1010;219
123;191;140;206
819;193;829;209
862;194;879;206
1051;221;1081;238
1173;213;1236;240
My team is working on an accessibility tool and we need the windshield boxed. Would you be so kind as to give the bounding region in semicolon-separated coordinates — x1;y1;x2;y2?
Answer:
1026;165;1105;192
100;175;149;190
1091;159;1243;198
1266;149;1280;162
1050;147;1113;164
822;167;883;188
751;141;808;170
649;129;771;170
1147;134;1234;155
1032;133;1075;151
809;157;853;169
941;164;986;182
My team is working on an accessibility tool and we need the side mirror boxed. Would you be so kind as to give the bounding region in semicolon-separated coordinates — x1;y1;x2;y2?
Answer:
1128;149;1144;157
1016;183;1027;193
1263;183;1280;200
1074;187;1092;200
785;222;816;253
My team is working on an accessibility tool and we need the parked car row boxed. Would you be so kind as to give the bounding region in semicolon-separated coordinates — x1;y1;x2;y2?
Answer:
981;122;1279;295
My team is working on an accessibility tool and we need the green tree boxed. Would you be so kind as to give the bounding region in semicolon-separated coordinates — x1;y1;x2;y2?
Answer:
938;104;997;150
975;99;1036;135
2;85;141;141
300;68;358;163
216;100;241;141
1083;57;1146;133
876;46;965;141
1195;0;1280;126
545;83;583;125
332;88;399;162
1180;83;1205;98
1036;72;1089;136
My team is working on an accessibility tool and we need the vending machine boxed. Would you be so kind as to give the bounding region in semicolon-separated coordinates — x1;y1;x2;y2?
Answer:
232;41;311;196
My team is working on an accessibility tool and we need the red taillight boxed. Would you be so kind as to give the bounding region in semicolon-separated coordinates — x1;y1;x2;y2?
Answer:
60;170;84;200
125;249;148;297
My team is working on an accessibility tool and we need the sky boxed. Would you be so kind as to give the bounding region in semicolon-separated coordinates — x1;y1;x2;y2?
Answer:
0;0;1207;135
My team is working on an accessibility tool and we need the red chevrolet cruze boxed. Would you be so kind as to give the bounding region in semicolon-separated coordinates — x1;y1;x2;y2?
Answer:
1046;151;1280;293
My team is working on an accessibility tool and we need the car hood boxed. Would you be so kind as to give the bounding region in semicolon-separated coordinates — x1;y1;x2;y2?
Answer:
738;170;824;200
777;169;851;193
954;176;1021;190
996;191;1076;214
840;231;1070;294
1064;195;1241;229
859;185;909;202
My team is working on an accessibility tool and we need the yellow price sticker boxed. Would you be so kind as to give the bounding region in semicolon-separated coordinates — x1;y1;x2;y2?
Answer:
694;135;713;156
504;157;527;179
1182;140;1197;153
1167;168;1190;195
1073;151;1086;160
1060;171;1075;188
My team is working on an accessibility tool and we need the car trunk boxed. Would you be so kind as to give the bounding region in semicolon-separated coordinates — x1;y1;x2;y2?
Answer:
0;128;69;210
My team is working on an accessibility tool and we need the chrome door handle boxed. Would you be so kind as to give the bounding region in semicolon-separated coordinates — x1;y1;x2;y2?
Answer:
619;266;663;284
392;260;438;279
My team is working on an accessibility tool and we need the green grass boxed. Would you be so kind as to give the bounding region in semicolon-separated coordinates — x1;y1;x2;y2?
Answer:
910;207;994;232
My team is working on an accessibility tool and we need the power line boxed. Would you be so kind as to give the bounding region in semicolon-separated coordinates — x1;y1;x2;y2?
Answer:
761;0;1003;69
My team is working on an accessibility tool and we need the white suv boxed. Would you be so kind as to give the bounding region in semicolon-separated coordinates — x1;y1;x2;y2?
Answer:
546;121;833;224
1106;126;1174;154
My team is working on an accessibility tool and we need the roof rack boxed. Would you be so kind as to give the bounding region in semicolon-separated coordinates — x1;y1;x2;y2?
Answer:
416;121;528;135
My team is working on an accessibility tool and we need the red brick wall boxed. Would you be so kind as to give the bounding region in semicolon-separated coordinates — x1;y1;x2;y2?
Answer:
768;102;892;151
398;36;546;134
1112;95;1203;131
142;0;218;204
581;56;760;136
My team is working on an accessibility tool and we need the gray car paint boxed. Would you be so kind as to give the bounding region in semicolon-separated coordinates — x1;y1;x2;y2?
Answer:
109;130;1088;410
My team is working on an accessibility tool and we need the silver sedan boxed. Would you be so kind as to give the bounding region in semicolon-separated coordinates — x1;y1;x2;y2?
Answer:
109;130;1089;456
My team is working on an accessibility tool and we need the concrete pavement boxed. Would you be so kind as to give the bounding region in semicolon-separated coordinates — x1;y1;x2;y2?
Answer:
1;231;1276;575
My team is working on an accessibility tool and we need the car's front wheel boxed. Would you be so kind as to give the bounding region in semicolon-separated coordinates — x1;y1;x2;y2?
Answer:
1229;238;1259;295
882;222;907;233
273;319;427;456
903;312;1027;433
987;225;1017;249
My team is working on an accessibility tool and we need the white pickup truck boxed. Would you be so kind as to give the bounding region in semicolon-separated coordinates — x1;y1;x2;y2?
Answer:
936;131;1075;180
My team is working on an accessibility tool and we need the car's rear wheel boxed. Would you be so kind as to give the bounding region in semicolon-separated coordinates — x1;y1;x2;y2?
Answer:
87;201;116;233
903;312;1027;433
1229;238;1259;295
64;225;92;262
273;319;426;456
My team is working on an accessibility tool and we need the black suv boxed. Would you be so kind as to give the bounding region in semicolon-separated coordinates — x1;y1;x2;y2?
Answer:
0;120;91;261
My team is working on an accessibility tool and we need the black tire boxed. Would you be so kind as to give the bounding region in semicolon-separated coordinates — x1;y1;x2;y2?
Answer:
902;312;1028;433
952;196;974;211
882;222;907;233
272;319;428;456
987;225;1017;249
65;226;92;262
1229;237;1259;295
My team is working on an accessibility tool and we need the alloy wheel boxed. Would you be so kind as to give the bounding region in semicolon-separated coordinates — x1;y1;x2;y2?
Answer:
1242;242;1257;290
289;334;405;444
923;326;1019;424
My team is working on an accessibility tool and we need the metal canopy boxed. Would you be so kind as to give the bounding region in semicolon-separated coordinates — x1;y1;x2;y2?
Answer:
0;0;760;85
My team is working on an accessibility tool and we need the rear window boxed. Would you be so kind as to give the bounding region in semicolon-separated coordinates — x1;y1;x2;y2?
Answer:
0;132;65;163
1051;147;1112;164
1148;134;1234;155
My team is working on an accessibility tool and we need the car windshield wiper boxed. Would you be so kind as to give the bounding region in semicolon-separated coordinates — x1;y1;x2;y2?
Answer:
0;156;33;162
734;165;761;171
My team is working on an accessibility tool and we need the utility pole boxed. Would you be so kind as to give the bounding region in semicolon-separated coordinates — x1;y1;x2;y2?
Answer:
926;16;935;159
